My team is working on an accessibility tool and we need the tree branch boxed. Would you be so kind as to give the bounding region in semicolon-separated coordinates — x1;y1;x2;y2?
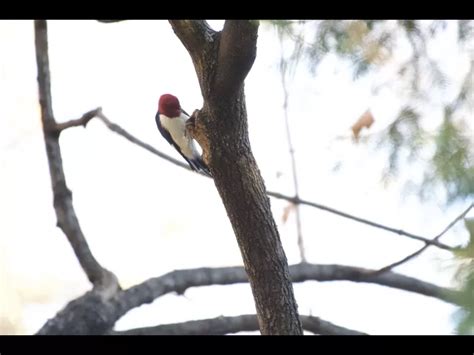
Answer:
111;263;460;321
373;203;474;275
37;291;117;335
34;20;118;292
267;192;454;251
168;20;217;100
280;52;306;262
71;110;455;252
37;262;460;334
54;107;102;132
169;20;215;57
97;20;127;23
111;314;367;335
95;111;195;172
214;20;259;95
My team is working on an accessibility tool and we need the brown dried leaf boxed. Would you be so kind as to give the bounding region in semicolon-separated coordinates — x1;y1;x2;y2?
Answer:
352;109;375;142
282;203;296;224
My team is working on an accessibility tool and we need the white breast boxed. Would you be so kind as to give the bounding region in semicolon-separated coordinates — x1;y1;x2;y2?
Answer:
160;113;199;159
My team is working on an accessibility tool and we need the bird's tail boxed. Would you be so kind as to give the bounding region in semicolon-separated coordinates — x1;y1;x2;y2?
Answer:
190;156;212;177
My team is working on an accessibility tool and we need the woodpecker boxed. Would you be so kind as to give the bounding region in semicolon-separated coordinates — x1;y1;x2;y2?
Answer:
155;94;211;176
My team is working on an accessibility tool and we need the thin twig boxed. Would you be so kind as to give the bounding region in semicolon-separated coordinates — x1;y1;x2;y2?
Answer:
280;53;306;262
55;108;102;132
64;109;456;252
95;111;193;171
268;192;454;251
372;203;473;275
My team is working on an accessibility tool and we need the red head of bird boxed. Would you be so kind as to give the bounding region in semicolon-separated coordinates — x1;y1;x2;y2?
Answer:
159;94;181;117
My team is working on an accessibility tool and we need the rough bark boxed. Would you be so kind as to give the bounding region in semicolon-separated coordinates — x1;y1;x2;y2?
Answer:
169;20;303;335
37;291;117;335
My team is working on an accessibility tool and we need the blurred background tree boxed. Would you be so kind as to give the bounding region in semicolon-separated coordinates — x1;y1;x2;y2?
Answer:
267;19;474;334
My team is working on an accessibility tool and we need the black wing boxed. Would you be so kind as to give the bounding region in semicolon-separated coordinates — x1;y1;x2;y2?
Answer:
155;111;212;177
155;112;175;147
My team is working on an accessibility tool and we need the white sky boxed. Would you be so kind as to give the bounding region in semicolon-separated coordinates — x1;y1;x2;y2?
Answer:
0;20;472;335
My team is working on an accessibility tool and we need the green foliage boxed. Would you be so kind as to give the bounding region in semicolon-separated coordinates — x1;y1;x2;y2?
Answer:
267;20;395;77
268;19;474;335
381;106;424;178
425;116;474;203
267;20;474;205
452;218;474;334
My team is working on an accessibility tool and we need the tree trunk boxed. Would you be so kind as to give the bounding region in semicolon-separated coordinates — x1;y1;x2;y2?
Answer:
170;20;303;335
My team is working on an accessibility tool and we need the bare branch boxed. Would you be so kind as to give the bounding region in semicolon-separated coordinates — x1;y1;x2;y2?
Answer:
214;20;259;95
79;111;455;251
55;107;102;132
268;192;454;251
111;314;367;335
94;111;198;172
373;203;474;275
168;20;216;60
111;263;460;321
280;52;306;262
300;315;367;335
168;20;218;100
300;316;369;335
37;262;460;334
34;20;118;291
97;20;127;23
113;315;259;335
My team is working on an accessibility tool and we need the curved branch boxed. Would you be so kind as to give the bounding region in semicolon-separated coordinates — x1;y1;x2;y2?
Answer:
111;263;460;321
111;314;367;335
97;20;126;23
34;20;118;291
37;262;460;334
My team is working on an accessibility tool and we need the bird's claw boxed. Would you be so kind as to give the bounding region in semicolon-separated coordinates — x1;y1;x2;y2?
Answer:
185;110;199;138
